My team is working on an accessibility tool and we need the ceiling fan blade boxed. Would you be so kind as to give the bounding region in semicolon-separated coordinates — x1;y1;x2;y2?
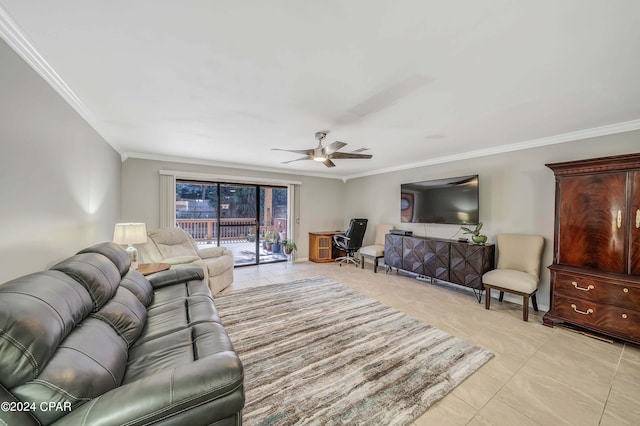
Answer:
352;147;370;153
328;152;373;159
281;156;311;164
323;158;336;168
324;141;347;155
272;148;314;156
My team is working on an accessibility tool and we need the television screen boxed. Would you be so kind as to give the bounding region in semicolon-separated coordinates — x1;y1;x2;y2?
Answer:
400;175;479;225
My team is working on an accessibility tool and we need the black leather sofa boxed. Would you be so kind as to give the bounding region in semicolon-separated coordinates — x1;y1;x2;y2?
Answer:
0;242;244;425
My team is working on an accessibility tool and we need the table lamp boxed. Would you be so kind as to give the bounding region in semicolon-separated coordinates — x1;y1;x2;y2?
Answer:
113;223;147;269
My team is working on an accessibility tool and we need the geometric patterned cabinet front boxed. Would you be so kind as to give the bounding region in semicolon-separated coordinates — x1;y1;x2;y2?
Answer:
385;234;495;296
544;153;640;344
450;242;495;290
384;234;403;270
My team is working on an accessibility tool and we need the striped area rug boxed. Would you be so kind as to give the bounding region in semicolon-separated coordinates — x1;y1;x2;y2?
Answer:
215;276;493;425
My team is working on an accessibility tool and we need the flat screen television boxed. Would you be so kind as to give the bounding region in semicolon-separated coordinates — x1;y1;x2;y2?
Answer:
400;175;479;225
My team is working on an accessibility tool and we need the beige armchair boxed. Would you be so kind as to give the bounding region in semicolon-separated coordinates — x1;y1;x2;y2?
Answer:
482;233;544;321
359;223;394;272
137;228;234;295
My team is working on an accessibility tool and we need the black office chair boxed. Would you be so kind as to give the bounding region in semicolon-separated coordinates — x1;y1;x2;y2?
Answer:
333;218;368;266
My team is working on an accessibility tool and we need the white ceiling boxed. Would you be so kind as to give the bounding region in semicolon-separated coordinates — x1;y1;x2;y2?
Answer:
2;1;640;180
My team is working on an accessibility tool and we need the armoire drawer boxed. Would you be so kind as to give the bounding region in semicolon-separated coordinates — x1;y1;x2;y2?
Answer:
553;294;640;341
553;272;640;310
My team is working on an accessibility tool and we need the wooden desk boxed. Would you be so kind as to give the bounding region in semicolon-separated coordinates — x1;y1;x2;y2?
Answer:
137;262;171;276
309;231;344;263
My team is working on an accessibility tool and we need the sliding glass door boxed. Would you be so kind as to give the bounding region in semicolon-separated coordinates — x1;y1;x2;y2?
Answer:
176;180;288;266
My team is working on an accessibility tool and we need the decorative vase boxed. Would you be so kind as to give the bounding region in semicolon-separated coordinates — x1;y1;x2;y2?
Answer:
472;235;487;244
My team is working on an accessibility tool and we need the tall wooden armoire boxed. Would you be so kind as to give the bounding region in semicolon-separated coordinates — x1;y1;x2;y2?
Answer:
543;153;640;344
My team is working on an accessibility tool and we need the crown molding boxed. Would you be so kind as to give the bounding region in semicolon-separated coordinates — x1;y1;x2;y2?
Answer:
343;119;640;180
122;151;346;181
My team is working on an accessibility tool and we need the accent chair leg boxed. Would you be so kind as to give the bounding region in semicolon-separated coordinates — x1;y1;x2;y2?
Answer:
499;291;504;302
522;295;529;322
485;287;491;310
373;258;378;273
361;256;365;269
531;292;539;312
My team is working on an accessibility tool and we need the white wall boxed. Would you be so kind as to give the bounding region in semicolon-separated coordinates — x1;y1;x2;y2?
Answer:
344;130;640;309
0;38;121;283
121;158;346;259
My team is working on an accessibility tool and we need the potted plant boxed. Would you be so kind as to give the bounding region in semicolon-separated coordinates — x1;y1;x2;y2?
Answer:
282;240;297;255
264;227;277;251
461;222;487;244
272;237;282;254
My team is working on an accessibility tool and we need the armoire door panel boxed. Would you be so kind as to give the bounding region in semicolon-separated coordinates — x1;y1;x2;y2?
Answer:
631;171;640;275
558;173;627;273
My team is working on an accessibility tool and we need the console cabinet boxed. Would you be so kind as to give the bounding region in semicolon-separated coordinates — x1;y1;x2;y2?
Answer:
544;153;640;344
385;234;495;295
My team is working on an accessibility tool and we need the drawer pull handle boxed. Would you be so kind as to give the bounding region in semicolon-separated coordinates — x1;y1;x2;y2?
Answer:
617;210;622;229
623;288;629;293
572;281;594;291
622;314;628;319
637;209;640;228
571;304;593;315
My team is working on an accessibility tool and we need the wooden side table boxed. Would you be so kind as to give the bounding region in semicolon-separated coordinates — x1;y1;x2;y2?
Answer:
137;262;171;276
309;231;345;263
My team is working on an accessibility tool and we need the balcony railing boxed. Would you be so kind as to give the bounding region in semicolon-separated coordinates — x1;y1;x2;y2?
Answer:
176;218;287;242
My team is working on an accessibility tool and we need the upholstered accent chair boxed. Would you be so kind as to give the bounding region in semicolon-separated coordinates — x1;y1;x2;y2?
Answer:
482;233;544;321
137;228;234;294
359;223;394;272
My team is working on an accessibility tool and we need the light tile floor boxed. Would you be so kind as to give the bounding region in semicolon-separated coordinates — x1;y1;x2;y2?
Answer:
228;260;640;425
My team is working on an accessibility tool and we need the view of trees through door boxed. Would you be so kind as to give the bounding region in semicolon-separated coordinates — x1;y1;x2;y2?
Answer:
176;180;289;266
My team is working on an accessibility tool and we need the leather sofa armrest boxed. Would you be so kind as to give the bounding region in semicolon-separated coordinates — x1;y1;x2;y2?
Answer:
198;246;231;259
147;267;205;289
51;352;244;426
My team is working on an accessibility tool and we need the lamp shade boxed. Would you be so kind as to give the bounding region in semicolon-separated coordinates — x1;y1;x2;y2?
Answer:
113;223;148;245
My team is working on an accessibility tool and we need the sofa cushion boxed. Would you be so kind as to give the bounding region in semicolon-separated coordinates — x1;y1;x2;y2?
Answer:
91;287;148;347
78;242;132;277
124;322;235;384
162;255;202;265
11;318;128;425
51;253;121;311
135;293;221;346
0;271;93;388
120;269;154;307
148;228;199;259
198;256;233;277
152;278;212;305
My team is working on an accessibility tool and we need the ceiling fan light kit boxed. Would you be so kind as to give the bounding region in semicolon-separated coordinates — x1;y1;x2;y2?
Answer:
273;131;373;168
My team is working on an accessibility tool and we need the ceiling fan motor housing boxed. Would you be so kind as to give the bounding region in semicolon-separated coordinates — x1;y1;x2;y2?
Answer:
315;131;328;142
313;147;325;161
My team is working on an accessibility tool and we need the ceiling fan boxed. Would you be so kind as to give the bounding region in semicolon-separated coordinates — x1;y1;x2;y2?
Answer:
272;131;372;168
